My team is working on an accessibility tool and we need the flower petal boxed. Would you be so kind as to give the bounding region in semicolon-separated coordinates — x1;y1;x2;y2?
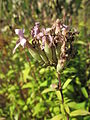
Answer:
15;29;25;37
41;36;46;50
37;32;43;39
13;42;21;54
20;38;26;48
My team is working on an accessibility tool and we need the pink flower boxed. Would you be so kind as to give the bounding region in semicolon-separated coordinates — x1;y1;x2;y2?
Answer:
13;29;26;54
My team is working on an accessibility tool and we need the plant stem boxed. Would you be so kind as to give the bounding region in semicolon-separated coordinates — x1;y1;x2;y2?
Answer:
66;113;69;120
57;73;69;120
58;73;64;103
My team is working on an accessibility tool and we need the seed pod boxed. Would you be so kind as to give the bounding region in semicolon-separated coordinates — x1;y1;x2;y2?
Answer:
52;46;57;64
37;49;49;64
42;35;53;64
26;42;43;62
44;41;53;64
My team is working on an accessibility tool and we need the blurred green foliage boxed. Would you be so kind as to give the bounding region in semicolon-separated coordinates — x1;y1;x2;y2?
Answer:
0;0;90;120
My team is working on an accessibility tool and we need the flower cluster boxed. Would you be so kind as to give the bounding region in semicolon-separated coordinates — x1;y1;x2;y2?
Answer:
13;19;78;73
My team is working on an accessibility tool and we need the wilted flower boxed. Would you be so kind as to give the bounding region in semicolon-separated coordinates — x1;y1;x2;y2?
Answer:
31;22;40;38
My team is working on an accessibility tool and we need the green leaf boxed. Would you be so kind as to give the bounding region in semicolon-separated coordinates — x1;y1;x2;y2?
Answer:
70;109;90;117
51;114;64;120
63;68;76;74
7;70;14;77
39;68;46;74
71;118;77;120
53;107;60;113
17;99;25;106
75;41;87;46
40;80;47;87
14;113;19;120
22;63;30;81
64;104;70;114
55;91;62;101
10;105;15;120
75;77;81;85
42;88;55;94
81;87;88;98
26;98;31;105
60;104;65;114
23;105;28;111
33;103;45;116
67;101;86;109
22;82;33;89
62;78;72;89
8;85;18;92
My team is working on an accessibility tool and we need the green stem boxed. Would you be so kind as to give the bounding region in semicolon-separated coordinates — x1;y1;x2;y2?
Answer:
58;73;64;103
57;73;69;120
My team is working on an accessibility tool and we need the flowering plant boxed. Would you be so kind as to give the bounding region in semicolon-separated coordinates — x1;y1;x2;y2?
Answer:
13;19;84;119
13;19;78;73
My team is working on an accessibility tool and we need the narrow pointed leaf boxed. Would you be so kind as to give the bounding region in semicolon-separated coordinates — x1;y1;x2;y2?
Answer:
62;78;72;89
70;109;90;117
51;114;64;120
42;88;55;94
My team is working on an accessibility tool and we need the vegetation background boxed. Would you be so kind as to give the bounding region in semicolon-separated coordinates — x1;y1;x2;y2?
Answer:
0;0;90;120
